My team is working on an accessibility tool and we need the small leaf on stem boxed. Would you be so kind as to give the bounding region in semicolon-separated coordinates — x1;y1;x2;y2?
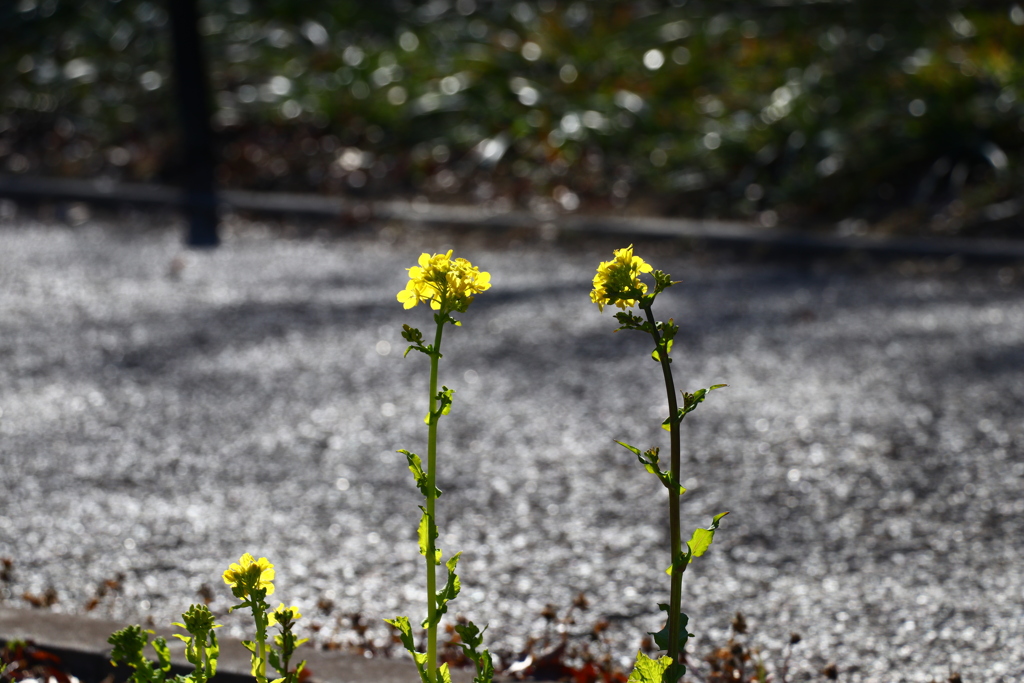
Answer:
425;552;463;628
661;384;727;430
686;511;730;560
425;386;455;424
417;507;442;565
399;450;442;498
614;311;647;332
651;270;679;296
617;442;686;495
648;606;693;655
384;616;430;683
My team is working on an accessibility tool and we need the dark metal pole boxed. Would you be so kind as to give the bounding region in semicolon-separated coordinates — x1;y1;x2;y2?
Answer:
167;0;219;247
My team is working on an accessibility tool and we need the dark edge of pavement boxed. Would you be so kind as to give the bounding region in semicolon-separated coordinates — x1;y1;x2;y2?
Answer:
0;607;505;683
2;174;1024;261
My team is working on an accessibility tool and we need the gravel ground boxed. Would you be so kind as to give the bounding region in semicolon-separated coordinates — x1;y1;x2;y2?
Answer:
1;214;1023;682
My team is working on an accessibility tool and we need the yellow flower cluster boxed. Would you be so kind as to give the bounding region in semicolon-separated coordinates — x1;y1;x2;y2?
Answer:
590;245;653;312
397;250;491;314
222;553;276;598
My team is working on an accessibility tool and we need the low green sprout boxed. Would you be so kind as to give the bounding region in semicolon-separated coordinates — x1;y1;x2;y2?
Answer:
591;245;729;683
109;554;306;683
387;250;494;683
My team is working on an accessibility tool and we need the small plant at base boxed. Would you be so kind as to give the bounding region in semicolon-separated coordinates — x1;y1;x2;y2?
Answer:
108;624;174;683
109;554;305;683
172;604;220;683
109;612;222;683
590;245;729;683
453;620;495;683
386;250;494;683
268;604;309;683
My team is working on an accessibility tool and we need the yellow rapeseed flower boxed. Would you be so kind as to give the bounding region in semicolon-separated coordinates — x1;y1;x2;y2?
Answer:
590;245;653;312
222;553;275;598
397;250;491;314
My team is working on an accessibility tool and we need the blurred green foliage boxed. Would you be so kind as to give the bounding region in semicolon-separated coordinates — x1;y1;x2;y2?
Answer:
2;0;1022;235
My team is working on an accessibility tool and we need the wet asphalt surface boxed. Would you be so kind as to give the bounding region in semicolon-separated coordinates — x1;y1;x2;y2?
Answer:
0;215;1022;682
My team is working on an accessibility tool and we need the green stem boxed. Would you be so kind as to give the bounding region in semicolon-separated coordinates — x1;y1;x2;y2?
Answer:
259;636;268;683
425;320;445;683
642;304;684;670
251;603;268;683
280;634;292;683
200;637;209;683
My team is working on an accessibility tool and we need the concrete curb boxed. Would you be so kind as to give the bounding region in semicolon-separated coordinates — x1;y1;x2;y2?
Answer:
0;607;500;683
2;174;1024;261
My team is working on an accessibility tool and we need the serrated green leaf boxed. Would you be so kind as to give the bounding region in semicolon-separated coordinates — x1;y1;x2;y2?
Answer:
475;654;495;683
683;388;707;411
614;311;646;332
249;652;265;679
399;450;442;499
640;448;683;494
627;651;674;683
455;620;494;683
438;663;453;683
687;511;729;560
648;605;693;654
401;324;423;343
384;615;413;642
384;616;430;683
152;637;172;672
619;442;685;495
425;386;456;424
206;633;218;678
400;449;427;491
651;270;679;296
417;507;442;564
424;552;462;628
651;339;674;364
454;621;486;651
401;326;433;358
662;384;727;430
438;386;454;416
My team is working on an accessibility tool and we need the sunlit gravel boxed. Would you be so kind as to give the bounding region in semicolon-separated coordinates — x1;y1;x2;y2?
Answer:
1;217;1023;682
